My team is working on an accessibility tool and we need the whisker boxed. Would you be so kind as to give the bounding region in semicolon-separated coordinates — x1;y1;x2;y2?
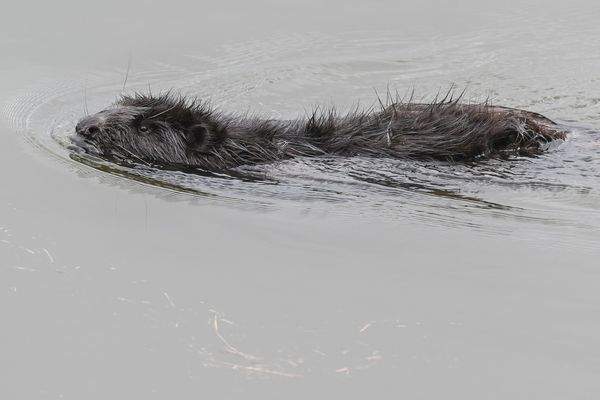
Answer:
148;104;178;119
83;76;89;116
115;144;151;166
122;53;132;92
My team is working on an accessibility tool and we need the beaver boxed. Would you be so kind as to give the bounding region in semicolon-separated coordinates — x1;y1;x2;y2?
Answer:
73;93;566;170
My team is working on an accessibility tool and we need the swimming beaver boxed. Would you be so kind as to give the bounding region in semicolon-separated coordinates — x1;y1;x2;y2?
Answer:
73;93;566;170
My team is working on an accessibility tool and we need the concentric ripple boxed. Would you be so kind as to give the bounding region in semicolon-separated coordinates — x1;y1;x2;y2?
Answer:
4;31;600;238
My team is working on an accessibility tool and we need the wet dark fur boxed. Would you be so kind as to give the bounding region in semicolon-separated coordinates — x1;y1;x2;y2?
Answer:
74;93;566;170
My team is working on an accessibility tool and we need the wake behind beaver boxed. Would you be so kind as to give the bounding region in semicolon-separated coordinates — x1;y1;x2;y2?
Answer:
72;92;566;171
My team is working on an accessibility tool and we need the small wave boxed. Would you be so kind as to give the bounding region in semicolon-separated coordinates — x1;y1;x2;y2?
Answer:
3;32;600;236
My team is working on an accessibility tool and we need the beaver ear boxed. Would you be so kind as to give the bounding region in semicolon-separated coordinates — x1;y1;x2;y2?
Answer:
185;124;209;152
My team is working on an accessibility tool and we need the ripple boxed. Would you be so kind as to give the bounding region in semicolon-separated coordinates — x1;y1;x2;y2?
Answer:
3;31;600;236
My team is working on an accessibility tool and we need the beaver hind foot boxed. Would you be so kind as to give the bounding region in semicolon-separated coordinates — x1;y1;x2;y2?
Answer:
73;93;566;170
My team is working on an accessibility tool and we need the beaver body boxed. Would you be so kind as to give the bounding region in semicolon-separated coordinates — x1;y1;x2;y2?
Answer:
73;93;566;170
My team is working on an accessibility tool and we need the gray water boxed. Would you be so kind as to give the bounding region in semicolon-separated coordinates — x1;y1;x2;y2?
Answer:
2;1;600;399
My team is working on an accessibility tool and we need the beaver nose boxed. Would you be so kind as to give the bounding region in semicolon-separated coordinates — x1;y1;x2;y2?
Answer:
75;116;103;138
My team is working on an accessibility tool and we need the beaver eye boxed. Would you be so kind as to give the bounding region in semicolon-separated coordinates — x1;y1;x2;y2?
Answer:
139;124;149;133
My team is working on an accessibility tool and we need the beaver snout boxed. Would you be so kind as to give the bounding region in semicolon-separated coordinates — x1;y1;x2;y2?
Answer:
75;115;104;138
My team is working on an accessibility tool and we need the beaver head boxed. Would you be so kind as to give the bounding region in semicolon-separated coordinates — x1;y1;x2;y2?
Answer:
73;94;226;166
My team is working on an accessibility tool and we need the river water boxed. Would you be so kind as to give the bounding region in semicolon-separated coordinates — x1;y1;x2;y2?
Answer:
1;1;599;399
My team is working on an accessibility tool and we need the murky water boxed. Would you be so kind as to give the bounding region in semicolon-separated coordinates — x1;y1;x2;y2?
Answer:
1;1;600;399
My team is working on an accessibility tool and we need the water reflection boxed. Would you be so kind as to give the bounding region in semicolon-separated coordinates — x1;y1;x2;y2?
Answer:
6;30;600;239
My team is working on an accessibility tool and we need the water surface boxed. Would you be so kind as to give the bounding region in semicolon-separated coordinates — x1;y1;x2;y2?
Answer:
1;1;600;399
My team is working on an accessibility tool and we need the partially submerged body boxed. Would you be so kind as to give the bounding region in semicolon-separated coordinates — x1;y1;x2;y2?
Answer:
73;93;566;170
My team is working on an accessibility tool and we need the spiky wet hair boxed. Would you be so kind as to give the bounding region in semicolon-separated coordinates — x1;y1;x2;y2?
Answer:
74;92;566;170
116;92;227;151
118;92;208;118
